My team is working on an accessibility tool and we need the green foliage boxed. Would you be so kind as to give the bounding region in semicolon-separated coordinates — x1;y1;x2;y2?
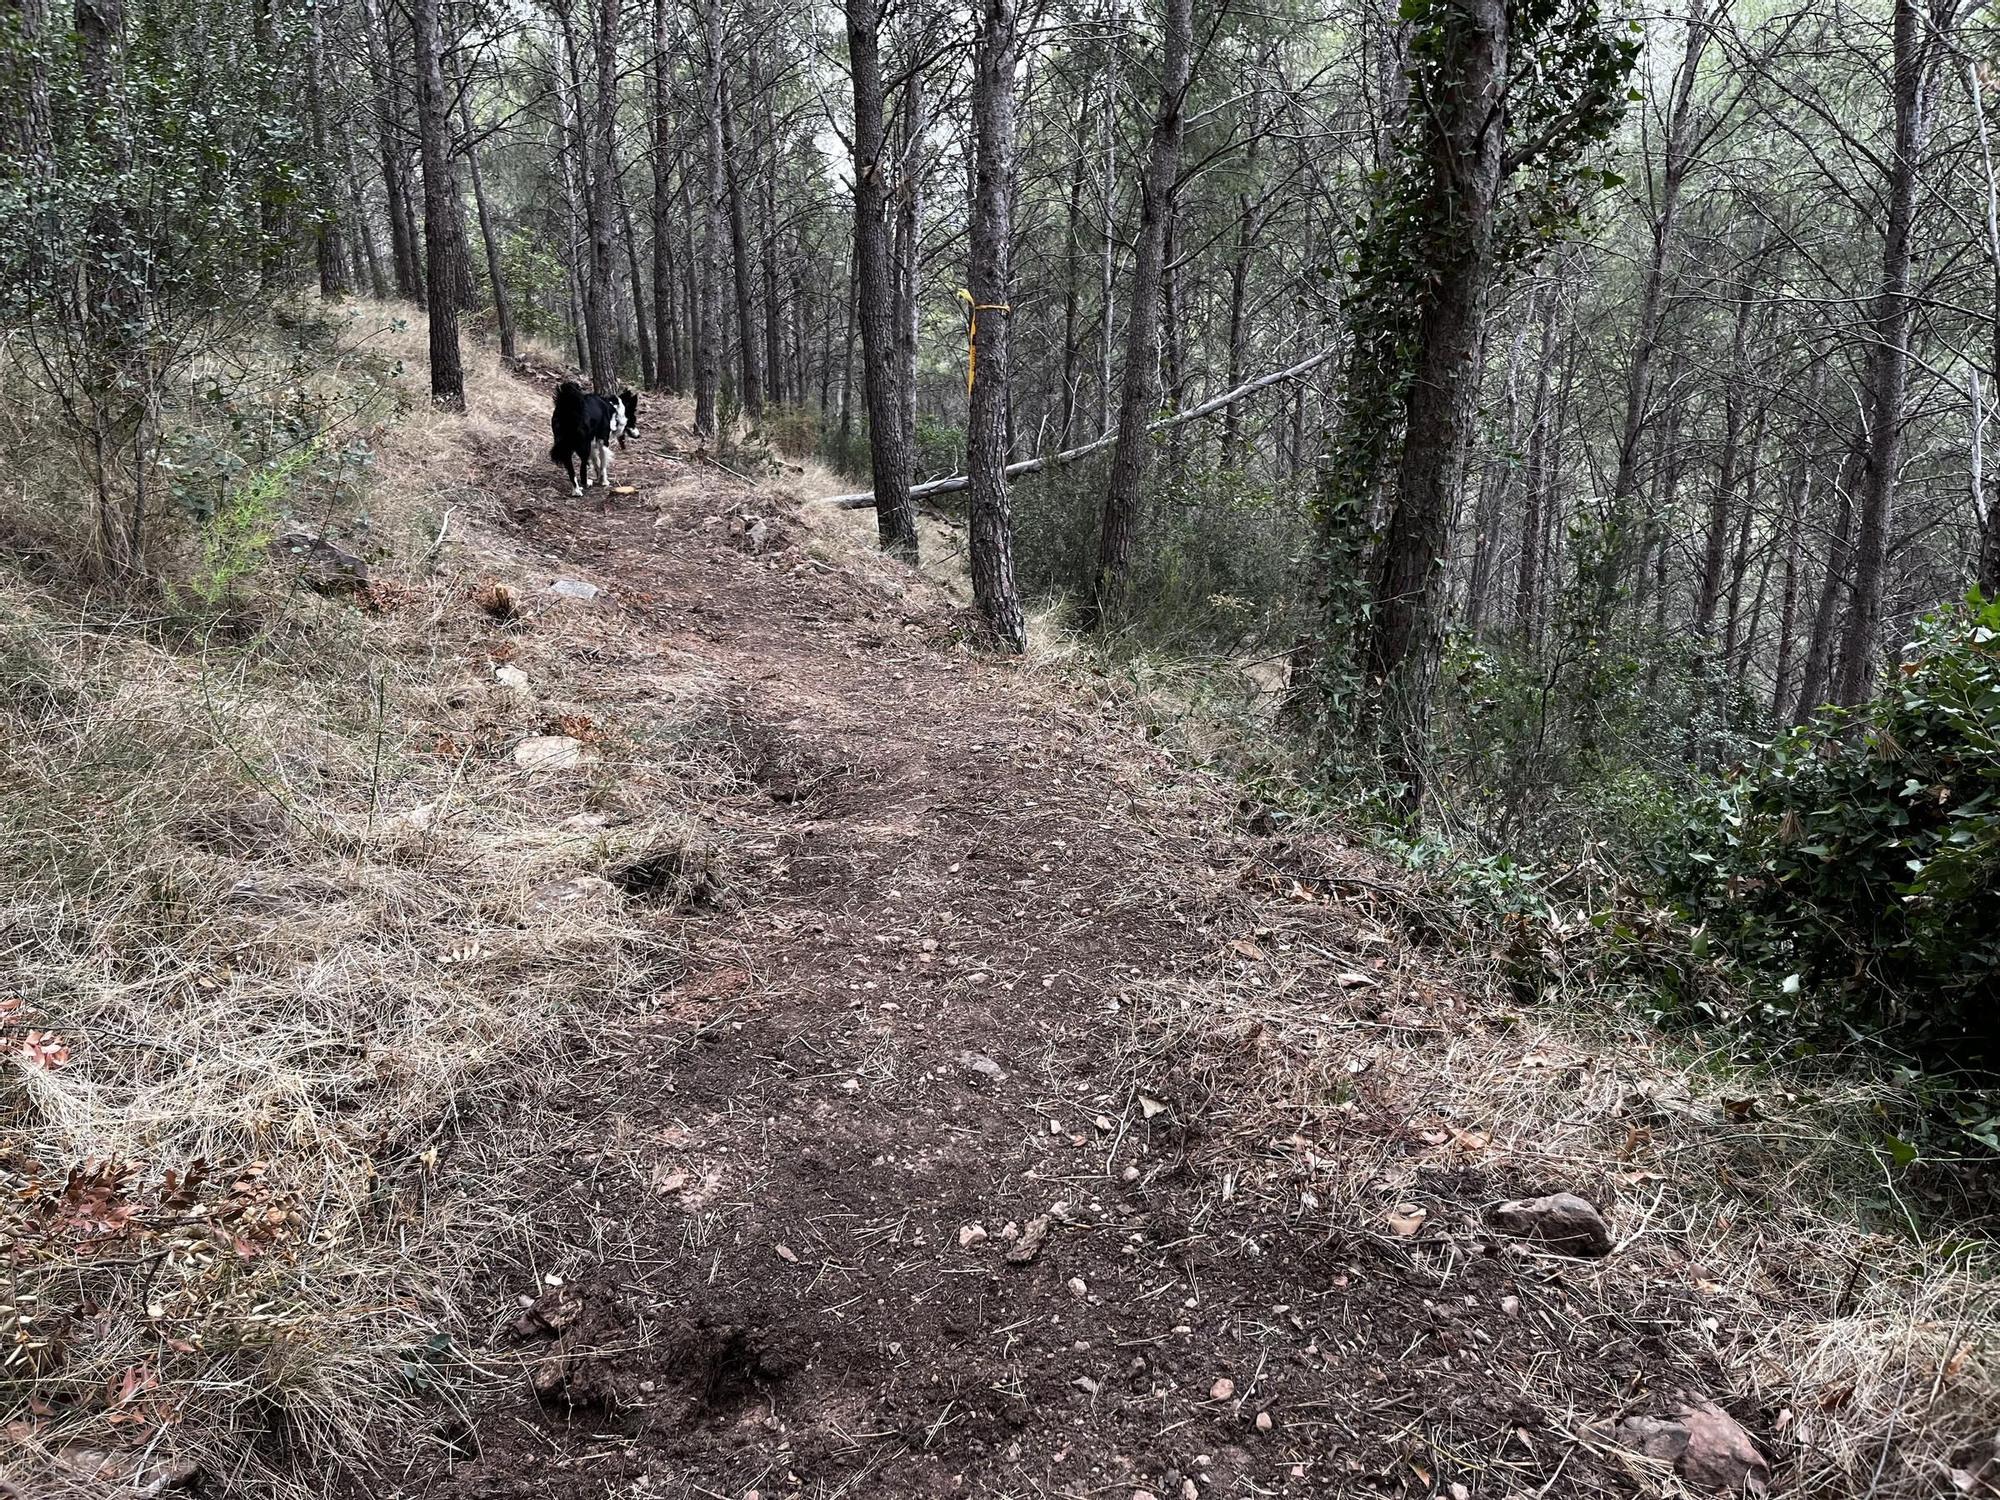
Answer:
1017;459;1309;648
912;414;966;483
1668;596;2000;1070
498;230;568;341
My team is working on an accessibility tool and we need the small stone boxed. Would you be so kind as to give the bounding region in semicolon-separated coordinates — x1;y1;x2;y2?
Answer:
494;664;530;689
1210;1377;1236;1401
1067;1277;1087;1298
1500;1295;1522;1316
549;577;600;601
1181;1481;1199;1500
1615;1401;1770;1492
1006;1215;1052;1265
959;1223;988;1248
513;735;593;772
1254;1411;1272;1432
958;1051;1004;1080
1132;1492;1160;1500
1484;1192;1613;1258
1121;1165;1140;1182
774;1244;798;1263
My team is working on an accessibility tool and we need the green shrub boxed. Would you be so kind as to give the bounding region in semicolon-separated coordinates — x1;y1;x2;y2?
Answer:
1670;595;2000;1068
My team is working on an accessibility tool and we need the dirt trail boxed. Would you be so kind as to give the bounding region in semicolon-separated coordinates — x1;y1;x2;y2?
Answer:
398;393;1704;1500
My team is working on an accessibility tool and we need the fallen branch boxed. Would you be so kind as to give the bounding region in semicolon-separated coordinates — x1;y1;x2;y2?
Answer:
817;345;1339;509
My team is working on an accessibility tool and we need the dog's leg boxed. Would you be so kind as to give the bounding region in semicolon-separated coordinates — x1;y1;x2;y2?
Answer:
566;453;582;498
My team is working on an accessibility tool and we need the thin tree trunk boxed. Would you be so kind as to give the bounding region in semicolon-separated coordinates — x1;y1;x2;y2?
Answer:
306;0;348;298
551;13;593;375
719;74;763;416
1796;461;1857;722
1696;246;1765;638
844;0;917;555
412;0;466;409
693;0;726;434
753;48;787;406
617;177;656;388
455;67;516;359
1837;0;1947;706
967;0;1026;650
1590;0;1709;615
363;0;422;302
1516;283;1561;638
651;0;681;392
343;132;389;299
1085;0;1193;625
584;0;623;391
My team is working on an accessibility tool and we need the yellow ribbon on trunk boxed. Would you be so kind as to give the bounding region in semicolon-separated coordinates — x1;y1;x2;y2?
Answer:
958;288;1011;396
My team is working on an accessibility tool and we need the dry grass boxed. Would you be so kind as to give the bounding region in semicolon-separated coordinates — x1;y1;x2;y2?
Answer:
1109;828;1998;1496
0;303;725;1497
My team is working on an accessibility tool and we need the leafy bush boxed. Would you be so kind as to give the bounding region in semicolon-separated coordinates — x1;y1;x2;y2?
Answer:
1670;595;2000;1069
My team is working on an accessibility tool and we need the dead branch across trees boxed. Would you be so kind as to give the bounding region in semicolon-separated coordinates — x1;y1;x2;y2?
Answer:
815;346;1339;509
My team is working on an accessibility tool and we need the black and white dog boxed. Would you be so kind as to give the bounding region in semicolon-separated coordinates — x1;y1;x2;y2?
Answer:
550;382;641;497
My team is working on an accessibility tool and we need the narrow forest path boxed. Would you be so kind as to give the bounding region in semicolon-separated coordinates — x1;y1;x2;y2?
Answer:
397;373;1728;1500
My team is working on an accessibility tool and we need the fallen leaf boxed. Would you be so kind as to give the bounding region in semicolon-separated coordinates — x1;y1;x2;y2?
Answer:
1336;970;1378;989
1230;938;1266;962
1385;1204;1427;1236
1139;1094;1168;1119
774;1244;798;1263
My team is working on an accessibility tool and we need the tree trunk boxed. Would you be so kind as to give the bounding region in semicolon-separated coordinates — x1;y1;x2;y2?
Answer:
967;0;1026;650
1795;460;1857;722
0;0;53;166
1363;0;1510;812
693;0;726;435
1085;0;1193;625
1836;0;1945;706
617;177;656;388
1695;245;1764;638
411;0;465;409
362;0;421;302
455;67;516;359
891;68;924;464
306;0;348;299
651;0;681;392
584;0;623;391
753;48;787;406
343;132;390;299
551;10;593;375
844;0;917;556
719;73;763;416
1590;0;1709;615
1515;283;1561;639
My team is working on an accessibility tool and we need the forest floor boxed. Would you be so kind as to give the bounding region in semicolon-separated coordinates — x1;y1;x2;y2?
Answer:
361;351;1976;1500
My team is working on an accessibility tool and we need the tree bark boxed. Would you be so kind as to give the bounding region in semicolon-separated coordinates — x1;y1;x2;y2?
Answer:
584;0;623;391
305;0;348;299
411;0;466;409
1590;0;1709;615
844;0;917;556
1084;0;1193;626
1836;0;1946;706
719;73;763;416
1363;0;1509;812
693;0;726;435
455;67;516;359
967;0;1026;650
651;0;681;392
617;176;655;388
362;0;421;301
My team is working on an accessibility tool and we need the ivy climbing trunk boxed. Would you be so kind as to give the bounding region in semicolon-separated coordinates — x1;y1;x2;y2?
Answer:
1363;0;1509;813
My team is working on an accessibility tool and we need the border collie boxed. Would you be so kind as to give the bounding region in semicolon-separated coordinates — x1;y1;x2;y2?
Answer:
550;382;641;497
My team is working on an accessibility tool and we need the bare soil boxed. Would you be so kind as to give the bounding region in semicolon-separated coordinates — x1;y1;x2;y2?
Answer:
382;386;1735;1500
